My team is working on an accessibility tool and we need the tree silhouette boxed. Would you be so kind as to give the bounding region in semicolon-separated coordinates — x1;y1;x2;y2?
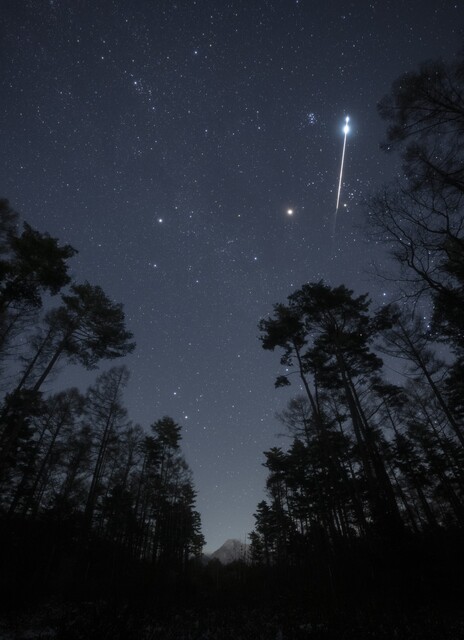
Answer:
0;283;135;472
369;53;464;352
259;282;402;534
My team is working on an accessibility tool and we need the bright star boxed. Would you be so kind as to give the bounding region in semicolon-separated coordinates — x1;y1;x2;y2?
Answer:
343;116;350;135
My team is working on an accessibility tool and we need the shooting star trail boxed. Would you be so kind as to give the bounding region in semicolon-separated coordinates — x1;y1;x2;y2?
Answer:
333;115;350;238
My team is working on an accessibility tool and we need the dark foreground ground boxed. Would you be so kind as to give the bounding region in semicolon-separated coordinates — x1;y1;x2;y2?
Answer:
1;602;464;640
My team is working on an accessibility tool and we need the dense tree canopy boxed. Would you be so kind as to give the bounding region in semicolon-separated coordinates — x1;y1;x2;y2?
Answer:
251;52;464;611
0;202;204;610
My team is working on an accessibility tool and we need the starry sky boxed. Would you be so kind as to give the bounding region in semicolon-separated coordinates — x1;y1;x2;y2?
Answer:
2;0;462;552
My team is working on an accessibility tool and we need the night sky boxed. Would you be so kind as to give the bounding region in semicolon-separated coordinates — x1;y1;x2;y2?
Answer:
2;0;462;552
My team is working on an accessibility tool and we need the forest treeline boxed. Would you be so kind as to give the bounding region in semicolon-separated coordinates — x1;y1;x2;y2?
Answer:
249;53;464;612
0;200;204;606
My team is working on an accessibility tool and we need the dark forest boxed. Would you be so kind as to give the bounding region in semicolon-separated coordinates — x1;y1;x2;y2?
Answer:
1;49;464;639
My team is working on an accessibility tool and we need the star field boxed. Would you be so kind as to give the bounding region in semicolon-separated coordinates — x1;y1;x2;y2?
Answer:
2;0;462;551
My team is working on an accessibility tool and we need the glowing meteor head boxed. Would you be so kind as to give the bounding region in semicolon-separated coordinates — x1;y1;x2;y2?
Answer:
343;115;350;134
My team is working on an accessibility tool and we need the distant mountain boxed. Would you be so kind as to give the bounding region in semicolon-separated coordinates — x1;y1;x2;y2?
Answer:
204;539;250;564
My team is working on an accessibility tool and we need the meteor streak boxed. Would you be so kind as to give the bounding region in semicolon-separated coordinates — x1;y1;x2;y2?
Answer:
333;115;350;238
